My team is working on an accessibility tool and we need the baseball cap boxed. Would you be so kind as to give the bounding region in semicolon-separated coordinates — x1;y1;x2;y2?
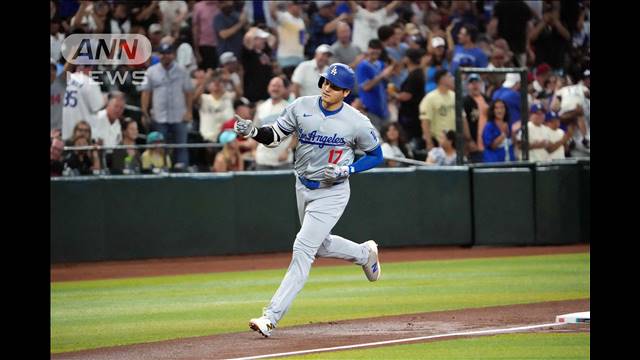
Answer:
431;36;446;48
146;131;165;144
502;73;521;88
315;44;334;55
315;0;333;8
545;111;560;122
530;103;544;113
219;130;238;145
149;23;162;34
536;63;551;76
219;51;238;65
158;43;175;54
468;73;481;82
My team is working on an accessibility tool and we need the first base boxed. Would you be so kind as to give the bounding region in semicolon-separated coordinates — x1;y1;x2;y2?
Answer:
556;311;590;324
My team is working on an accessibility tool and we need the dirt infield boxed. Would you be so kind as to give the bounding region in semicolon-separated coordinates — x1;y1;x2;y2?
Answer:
51;299;589;360
51;244;589;282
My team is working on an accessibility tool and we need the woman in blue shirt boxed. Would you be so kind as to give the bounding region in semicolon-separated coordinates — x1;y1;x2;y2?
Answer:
482;100;516;162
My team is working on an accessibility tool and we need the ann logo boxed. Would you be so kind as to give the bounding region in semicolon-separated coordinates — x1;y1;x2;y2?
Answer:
331;66;338;76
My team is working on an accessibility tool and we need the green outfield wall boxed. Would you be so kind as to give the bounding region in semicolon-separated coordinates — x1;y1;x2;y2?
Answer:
51;160;589;263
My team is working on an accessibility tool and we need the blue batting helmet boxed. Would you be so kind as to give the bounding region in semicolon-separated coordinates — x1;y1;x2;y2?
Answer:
317;63;355;90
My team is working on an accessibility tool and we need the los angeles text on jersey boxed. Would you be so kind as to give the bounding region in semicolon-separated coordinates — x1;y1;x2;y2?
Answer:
297;128;346;148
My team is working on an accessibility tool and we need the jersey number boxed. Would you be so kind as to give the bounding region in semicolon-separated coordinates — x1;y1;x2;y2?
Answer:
64;90;78;108
328;149;343;164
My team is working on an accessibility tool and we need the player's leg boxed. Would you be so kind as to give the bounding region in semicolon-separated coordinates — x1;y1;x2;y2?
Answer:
263;181;350;326
316;234;369;265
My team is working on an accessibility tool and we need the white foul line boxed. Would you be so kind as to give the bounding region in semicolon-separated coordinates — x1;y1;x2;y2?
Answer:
227;322;568;360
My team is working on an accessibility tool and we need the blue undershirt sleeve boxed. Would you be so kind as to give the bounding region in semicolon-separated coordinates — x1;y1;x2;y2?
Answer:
349;145;384;174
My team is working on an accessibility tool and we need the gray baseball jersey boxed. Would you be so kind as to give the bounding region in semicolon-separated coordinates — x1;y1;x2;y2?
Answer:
276;95;380;181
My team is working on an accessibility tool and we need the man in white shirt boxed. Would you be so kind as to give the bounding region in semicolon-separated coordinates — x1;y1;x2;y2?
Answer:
349;0;400;52
544;111;572;160
522;103;550;162
269;1;306;70
62;64;106;141
94;91;126;148
254;76;296;169
291;44;332;98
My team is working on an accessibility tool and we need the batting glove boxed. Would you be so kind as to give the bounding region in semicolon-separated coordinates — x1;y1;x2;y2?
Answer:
323;163;351;181
233;114;257;138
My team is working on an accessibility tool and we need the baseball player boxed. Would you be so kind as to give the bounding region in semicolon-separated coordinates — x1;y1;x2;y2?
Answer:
234;63;384;337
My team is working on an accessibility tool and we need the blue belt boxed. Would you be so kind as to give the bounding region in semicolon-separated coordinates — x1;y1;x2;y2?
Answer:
298;176;344;190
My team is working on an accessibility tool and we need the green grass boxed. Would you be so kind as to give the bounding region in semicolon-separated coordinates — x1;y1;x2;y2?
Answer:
285;333;590;359
51;252;589;353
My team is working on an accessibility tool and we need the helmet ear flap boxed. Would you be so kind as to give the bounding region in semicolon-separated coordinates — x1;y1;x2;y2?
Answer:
317;76;326;89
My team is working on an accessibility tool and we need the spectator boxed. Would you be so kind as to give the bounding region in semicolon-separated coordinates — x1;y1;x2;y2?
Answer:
65;120;93;147
544;110;572;160
487;45;510;69
174;26;198;73
214;0;249;59
64;135;101;175
380;123;412;167
148;23;164;51
305;1;344;58
356;39;395;129
130;1;162;31
105;1;133;34
94;92;126;149
330;21;364;71
552;69;590;151
218;52;244;99
51;59;66;132
141;131;172;173
254;76;296;170
448;0;482;43
158;0;188;37
292;44;333;98
530;2;571;72
241;27;275;102
269;1;307;73
462;73;489;163
62;64;106;141
140;43;195;168
51;138;65;177
349;0;400;53
111;118;142;174
378;23;409;89
419;69;456;151
192;0;220;70
424;36;450;93
394;48;426;146
490;0;533;67
520;103;550;162
449;23;488;75
532;63;552;100
195;72;234;143
491;73;522;128
213;130;244;172
50;17;65;63
482;99;515;163
426;130;458;165
70;0;110;33
243;0;275;28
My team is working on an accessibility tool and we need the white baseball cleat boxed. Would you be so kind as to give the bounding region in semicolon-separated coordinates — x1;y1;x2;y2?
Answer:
249;316;275;337
362;240;381;281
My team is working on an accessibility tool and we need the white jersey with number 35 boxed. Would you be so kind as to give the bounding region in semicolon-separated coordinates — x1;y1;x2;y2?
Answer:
62;72;105;141
276;96;380;181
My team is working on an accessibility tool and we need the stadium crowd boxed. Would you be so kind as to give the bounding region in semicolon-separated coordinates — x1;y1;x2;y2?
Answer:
50;0;590;176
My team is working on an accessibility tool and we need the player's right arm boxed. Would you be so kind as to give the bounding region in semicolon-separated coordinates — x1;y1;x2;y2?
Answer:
234;102;297;148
